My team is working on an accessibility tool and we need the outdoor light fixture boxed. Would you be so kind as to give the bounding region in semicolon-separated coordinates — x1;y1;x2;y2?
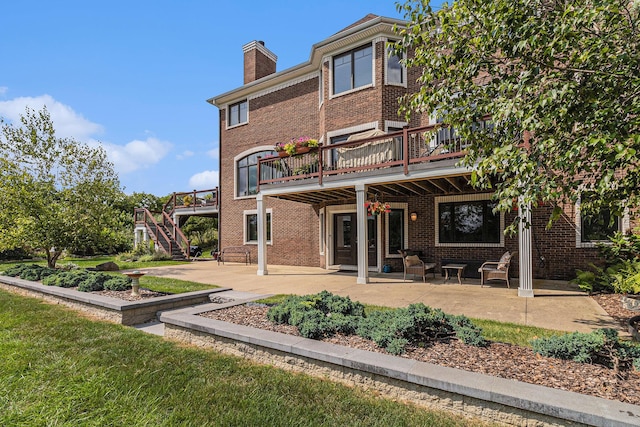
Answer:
410;212;418;221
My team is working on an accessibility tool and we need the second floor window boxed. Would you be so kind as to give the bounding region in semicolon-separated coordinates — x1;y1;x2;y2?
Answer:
228;100;248;127
386;44;404;85
237;150;275;197
333;44;372;95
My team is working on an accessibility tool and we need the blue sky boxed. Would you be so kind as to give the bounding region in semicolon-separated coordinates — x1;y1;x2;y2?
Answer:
0;0;410;196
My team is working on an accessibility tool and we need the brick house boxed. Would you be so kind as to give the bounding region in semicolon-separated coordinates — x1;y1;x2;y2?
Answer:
207;14;633;297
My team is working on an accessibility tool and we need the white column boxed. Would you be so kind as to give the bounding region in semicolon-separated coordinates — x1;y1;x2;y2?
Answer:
518;198;534;297
257;194;268;276
355;184;369;284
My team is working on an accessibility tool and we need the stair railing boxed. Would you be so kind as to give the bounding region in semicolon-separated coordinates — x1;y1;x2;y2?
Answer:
134;207;174;256
161;211;190;259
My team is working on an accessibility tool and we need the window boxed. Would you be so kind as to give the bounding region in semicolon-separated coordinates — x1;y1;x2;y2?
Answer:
581;209;620;243
236;150;275;197
244;211;272;244
333;44;372;95
438;199;500;244
386;44;404;85
228;100;247;126
385;207;409;258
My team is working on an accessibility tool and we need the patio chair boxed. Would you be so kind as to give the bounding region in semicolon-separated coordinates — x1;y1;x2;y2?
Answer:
478;251;516;288
399;250;436;282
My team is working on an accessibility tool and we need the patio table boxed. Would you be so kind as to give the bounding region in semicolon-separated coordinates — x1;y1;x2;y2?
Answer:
442;263;467;285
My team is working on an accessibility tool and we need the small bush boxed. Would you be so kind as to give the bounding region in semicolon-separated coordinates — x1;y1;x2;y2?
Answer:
103;276;132;291
44;270;89;288
3;264;57;281
77;273;112;292
531;328;640;372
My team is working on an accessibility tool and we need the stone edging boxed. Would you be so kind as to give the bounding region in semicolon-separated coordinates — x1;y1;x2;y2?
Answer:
160;303;640;427
0;275;227;325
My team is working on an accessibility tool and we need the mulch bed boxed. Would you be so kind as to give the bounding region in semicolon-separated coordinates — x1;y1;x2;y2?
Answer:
200;295;640;405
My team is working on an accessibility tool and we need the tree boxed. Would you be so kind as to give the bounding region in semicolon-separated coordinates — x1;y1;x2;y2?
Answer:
394;0;640;228
0;107;124;267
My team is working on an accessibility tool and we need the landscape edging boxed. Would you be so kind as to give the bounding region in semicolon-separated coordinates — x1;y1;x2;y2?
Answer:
160;304;640;427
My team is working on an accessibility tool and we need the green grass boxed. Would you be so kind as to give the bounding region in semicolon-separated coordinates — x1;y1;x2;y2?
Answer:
0;290;482;427
139;275;217;293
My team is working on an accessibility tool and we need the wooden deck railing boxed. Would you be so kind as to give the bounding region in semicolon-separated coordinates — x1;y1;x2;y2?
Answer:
257;122;491;188
163;187;219;216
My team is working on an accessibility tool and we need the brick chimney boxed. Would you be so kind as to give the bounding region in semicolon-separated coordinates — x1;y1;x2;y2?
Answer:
242;40;277;84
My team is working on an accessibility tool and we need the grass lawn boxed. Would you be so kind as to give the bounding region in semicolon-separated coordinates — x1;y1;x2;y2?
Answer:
0;290;482;427
0;256;189;273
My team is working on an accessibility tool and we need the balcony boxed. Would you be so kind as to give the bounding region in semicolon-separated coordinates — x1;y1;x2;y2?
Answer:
258;122;490;191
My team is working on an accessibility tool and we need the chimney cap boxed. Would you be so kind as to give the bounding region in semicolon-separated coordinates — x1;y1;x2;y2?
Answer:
242;40;278;62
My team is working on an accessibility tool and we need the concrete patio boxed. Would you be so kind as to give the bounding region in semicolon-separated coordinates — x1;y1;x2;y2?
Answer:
138;260;619;333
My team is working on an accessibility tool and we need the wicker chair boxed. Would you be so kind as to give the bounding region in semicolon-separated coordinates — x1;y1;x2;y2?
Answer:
399;250;436;282
478;251;516;288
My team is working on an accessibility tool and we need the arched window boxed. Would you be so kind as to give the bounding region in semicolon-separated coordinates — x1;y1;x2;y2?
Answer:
236;150;275;197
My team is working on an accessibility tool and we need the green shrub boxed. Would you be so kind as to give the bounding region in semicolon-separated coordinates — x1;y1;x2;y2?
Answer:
43;270;89;288
3;264;57;281
357;304;486;353
77;272;112;292
268;293;485;355
609;260;640;295
103;276;131;291
597;231;640;266
531;328;640;372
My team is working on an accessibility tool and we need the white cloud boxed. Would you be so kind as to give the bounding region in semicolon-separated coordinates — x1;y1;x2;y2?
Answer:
0;94;102;140
207;148;219;160
176;150;194;160
188;170;219;190
100;137;173;174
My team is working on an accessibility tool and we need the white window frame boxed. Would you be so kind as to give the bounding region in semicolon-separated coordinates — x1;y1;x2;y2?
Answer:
385;121;407;133
575;200;629;248
385;40;407;87
227;99;248;129
319;208;325;255
385;202;409;258
329;42;376;99
234;146;276;200
434;193;505;248
243;208;273;245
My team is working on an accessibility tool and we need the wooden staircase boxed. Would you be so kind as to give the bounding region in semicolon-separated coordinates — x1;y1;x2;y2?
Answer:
134;188;219;261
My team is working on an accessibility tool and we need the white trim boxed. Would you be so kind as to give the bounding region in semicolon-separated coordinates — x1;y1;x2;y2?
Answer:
243;208;273;245
384;38;407;88
329;41;376;99
234;146;276;200
242;40;278;63
319;208;326;255
385;121;407;132
575;200;629;248
325;204;381;271
434;193;505;248
226;99;249;130
385;202;409;258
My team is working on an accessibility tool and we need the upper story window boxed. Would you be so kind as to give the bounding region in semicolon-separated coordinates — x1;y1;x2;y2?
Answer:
386;43;405;86
228;100;248;127
236;150;275;197
333;44;373;95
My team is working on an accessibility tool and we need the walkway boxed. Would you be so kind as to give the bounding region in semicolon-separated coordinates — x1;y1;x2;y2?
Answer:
138;260;618;333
